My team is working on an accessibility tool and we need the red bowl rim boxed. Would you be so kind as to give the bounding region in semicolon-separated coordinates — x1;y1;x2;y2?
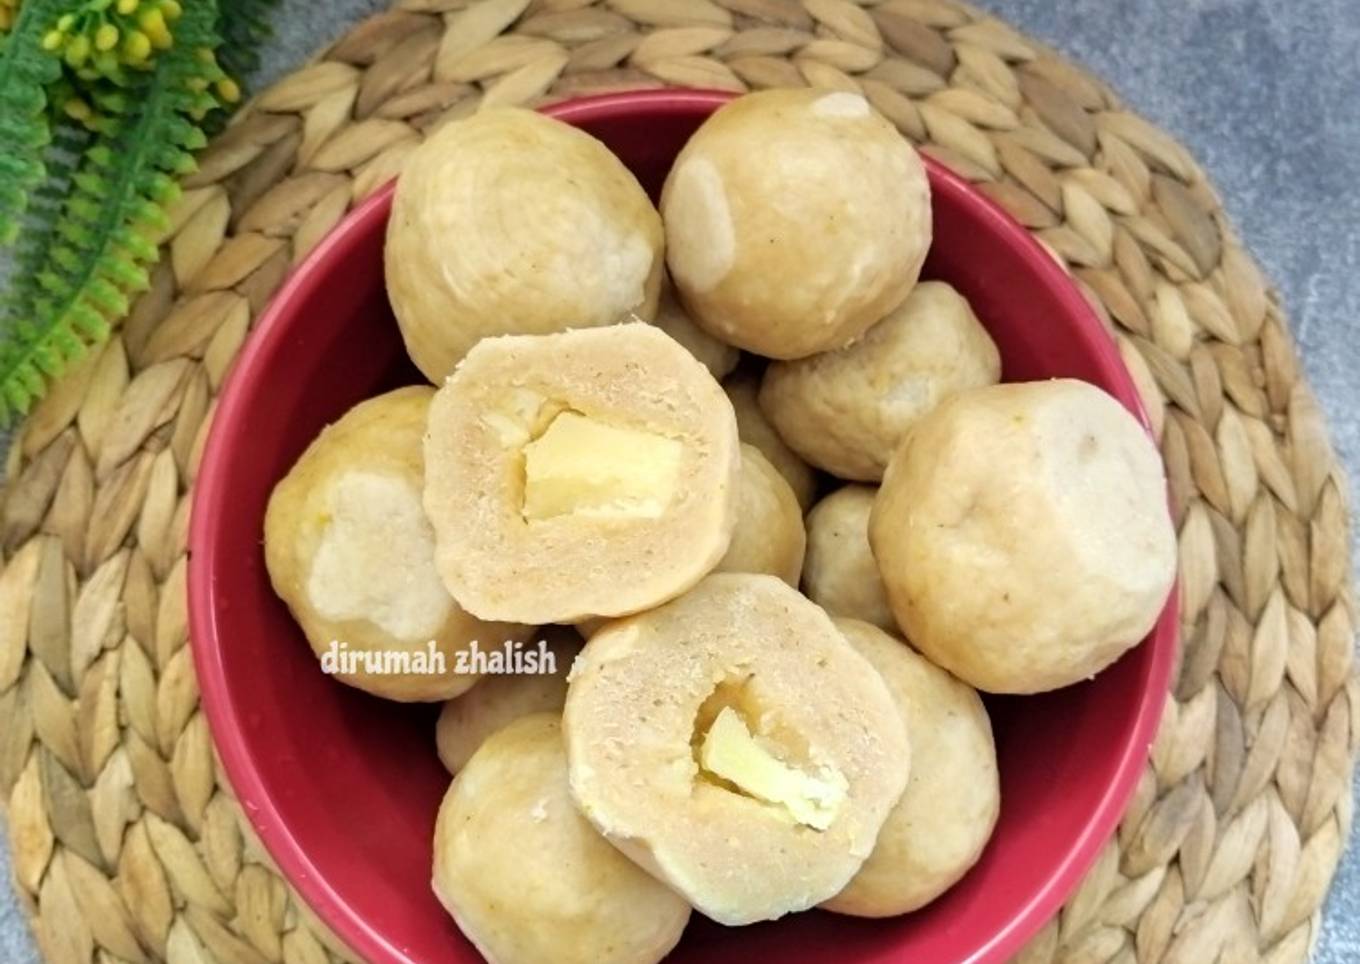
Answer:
188;89;1179;964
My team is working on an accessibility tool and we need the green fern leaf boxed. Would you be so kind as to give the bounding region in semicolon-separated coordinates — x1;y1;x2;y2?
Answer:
31;343;64;376
17;359;45;399
0;0;231;424
215;0;280;87
49;327;83;362
3;371;35;418
68;300;107;341
84;277;128;316
85;144;114;168
201;0;280;136
5;120;90;321
0;0;66;244
99;253;149;292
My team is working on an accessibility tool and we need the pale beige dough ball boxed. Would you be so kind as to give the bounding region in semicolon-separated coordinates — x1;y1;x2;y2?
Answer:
386;107;663;382
761;281;1001;481
435;627;583;774
661;89;931;360
724;370;817;510
802;485;895;632
264;387;530;702
432;714;690;964
869;379;1177;694
423;324;740;624
652;281;738;380
714;444;806;585
564;573;909;926
822;619;999;917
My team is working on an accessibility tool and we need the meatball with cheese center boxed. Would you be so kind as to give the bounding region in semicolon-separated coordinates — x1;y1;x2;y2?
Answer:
564;574;910;925
423;324;741;625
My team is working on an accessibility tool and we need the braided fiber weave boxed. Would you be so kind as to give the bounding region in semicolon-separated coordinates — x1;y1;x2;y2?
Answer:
1;0;1355;961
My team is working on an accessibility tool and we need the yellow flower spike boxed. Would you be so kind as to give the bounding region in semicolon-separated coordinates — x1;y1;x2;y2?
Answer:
57;14;75;31
65;34;91;67
137;6;171;47
42;29;64;50
216;77;241;103
122;28;150;62
161;0;182;21
117;0;139;13
95;23;119;51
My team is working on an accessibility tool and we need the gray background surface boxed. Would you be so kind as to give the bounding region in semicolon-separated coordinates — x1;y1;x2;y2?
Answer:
2;0;1357;960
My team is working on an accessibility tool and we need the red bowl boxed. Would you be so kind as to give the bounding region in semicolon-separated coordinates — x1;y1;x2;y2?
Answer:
189;90;1177;964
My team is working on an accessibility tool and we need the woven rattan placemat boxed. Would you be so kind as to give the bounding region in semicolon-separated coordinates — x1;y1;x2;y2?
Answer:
1;0;1355;961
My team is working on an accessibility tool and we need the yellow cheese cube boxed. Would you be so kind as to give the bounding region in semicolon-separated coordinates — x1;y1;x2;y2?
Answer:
522;411;683;521
699;706;847;830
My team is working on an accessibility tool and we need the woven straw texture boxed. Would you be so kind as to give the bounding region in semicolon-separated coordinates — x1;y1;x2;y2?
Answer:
1;0;1355;961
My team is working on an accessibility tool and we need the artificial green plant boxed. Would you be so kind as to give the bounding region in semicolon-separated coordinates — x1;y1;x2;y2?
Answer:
0;0;276;425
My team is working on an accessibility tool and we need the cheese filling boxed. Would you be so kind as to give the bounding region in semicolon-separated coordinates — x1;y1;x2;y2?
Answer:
521;410;683;521
699;706;847;830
